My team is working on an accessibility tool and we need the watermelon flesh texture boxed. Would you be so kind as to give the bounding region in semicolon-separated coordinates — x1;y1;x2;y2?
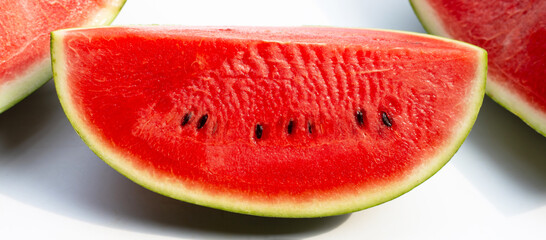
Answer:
0;0;126;113
411;0;546;136
52;26;486;217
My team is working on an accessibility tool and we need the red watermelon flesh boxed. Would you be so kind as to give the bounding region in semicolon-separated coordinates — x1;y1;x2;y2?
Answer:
0;0;125;113
52;26;486;217
411;0;546;136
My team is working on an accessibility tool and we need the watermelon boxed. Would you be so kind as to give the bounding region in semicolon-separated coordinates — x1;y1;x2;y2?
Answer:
0;0;126;113
410;0;546;136
51;26;486;217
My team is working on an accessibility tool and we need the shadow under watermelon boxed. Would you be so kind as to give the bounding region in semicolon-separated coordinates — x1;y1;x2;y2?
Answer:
63;158;351;238
454;96;546;216
0;81;59;156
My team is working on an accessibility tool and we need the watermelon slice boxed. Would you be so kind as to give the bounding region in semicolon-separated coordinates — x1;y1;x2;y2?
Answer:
51;26;486;217
410;0;546;136
0;0;126;113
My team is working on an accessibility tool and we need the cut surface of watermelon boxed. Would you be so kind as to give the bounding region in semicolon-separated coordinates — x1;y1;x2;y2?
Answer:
0;0;126;113
411;0;546;136
52;26;486;217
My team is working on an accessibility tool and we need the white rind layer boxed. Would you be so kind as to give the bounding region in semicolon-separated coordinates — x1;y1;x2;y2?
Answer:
0;0;126;114
52;26;486;217
0;58;52;113
411;0;546;137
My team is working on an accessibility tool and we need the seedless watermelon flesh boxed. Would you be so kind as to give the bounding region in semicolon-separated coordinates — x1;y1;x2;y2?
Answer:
411;0;546;136
52;26;486;217
0;0;125;113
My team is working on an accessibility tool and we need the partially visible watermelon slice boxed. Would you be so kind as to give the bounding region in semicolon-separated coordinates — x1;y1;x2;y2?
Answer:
52;26;486;217
410;0;546;136
0;0;126;113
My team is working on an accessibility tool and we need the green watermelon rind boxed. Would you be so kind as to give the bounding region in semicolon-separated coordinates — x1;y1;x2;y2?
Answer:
51;26;487;218
0;0;126;114
410;0;546;137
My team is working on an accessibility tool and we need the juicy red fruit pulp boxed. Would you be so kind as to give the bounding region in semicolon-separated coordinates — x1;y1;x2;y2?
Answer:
63;27;479;202
427;0;546;114
0;0;110;84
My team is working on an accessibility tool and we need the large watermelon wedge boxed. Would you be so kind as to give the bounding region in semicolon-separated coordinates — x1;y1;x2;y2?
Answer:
0;0;126;113
51;26;486;217
410;0;546;136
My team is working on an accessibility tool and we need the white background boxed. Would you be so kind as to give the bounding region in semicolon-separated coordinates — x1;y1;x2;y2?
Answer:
1;0;546;239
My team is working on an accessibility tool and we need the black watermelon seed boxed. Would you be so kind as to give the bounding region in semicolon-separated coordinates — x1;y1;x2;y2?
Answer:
307;121;313;134
381;112;392;127
355;110;364;127
197;114;208;129
181;113;192;126
287;119;294;134
255;124;263;139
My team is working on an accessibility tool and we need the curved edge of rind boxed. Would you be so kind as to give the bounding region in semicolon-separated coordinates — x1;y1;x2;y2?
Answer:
409;0;452;38
0;0;126;114
486;79;546;137
353;42;487;216
410;0;546;137
53;26;487;218
83;0;126;27
322;34;488;217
